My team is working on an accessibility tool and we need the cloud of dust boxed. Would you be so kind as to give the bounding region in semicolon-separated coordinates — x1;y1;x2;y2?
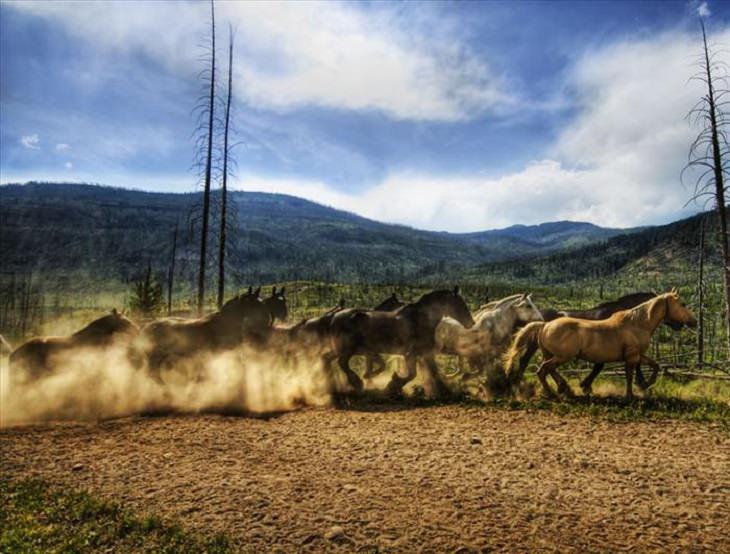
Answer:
0;336;334;427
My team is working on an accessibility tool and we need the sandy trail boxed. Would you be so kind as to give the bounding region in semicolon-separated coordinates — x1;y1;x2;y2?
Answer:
1;405;729;553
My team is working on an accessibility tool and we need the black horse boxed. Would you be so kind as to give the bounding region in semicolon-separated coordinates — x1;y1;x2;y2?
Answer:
328;287;475;398
524;292;682;394
264;286;288;323
363;293;406;380
140;288;272;380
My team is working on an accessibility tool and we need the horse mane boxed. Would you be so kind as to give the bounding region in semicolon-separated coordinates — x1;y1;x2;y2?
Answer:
72;313;136;340
622;294;667;324
594;292;655;311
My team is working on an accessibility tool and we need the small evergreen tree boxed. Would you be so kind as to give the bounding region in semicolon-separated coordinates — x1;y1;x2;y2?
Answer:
130;263;164;317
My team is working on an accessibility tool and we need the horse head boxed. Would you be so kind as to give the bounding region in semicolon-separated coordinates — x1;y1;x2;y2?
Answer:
664;288;697;329
264;286;289;322
511;293;544;325
221;291;272;341
374;292;405;312
420;287;475;329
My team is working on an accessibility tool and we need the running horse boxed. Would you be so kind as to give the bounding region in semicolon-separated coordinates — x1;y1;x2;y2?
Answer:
435;293;543;388
518;292;684;394
10;309;139;382
140;288;272;379
363;292;406;380
264;286;288;323
504;289;696;399
328;287;475;398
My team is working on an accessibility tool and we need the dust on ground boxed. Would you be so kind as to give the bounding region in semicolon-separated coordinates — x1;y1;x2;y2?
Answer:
1;405;728;553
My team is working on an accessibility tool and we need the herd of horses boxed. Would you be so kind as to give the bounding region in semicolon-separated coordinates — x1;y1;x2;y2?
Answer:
3;285;696;401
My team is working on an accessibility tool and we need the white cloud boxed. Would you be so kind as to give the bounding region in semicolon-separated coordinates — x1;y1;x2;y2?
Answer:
64;161;73;170
20;134;40;149
698;2;711;18
55;143;70;151
238;27;730;231
10;1;511;121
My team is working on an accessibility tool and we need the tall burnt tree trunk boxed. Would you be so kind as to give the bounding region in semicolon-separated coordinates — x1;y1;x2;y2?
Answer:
701;21;730;355
197;0;216;316
167;222;178;316
697;219;705;369
687;18;730;355
217;28;234;309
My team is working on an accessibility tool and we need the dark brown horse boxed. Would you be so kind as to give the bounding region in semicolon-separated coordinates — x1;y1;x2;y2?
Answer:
10;309;139;381
140;288;272;379
328;287;475;398
264;286;288;323
519;292;682;394
364;293;406;380
284;299;346;356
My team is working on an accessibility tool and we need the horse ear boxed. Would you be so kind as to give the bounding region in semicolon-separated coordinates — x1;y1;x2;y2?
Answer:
248;286;253;295
255;286;261;297
521;293;528;300
272;286;277;295
280;287;285;296
111;308;118;316
453;286;460;295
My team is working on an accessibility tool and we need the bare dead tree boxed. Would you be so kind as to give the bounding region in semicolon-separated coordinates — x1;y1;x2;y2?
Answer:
697;219;705;368
195;0;217;316
684;17;730;354
167;221;178;316
217;26;235;309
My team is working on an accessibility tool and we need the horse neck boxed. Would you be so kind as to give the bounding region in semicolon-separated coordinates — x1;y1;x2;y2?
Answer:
478;304;518;340
629;297;666;333
402;298;444;327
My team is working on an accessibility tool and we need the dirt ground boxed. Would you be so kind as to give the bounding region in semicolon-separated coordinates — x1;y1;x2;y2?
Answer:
2;405;729;553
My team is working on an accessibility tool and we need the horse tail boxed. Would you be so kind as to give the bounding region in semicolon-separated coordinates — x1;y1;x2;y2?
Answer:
503;321;544;385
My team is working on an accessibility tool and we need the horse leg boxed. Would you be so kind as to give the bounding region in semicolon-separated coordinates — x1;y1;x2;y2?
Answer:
579;363;604;396
624;362;635;401
364;355;374;380
337;351;364;394
364;354;386;381
386;355;417;398
547;363;573;398
638;355;661;390
536;359;558;399
422;355;450;399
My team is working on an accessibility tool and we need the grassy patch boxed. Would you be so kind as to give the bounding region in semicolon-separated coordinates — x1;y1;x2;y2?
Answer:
0;478;232;553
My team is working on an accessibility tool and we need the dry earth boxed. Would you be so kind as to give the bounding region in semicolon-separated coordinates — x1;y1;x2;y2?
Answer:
2;405;729;553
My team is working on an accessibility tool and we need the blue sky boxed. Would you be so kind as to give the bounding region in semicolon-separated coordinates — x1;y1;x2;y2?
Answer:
1;0;729;231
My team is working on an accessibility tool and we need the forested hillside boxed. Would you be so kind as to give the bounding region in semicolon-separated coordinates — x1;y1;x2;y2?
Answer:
0;182;631;284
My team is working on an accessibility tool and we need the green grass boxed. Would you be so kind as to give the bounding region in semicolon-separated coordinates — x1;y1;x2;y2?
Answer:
0;479;232;553
477;374;730;427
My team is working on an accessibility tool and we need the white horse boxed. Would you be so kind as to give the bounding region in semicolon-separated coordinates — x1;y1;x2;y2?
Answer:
435;293;543;387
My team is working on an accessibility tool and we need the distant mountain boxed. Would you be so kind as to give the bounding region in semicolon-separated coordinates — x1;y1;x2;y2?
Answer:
461;209;719;285
459;220;634;250
0;182;638;284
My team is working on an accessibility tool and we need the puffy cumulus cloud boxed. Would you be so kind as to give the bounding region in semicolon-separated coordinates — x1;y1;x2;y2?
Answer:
11;0;512;121
20;134;40;149
240;26;730;231
238;159;679;232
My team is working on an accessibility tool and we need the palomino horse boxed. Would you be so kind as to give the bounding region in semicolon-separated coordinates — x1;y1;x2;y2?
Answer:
328;287;475;398
436;293;543;386
140;288;272;379
363;293;406;380
519;292;683;394
264;287;288;323
504;290;696;399
10;309;139;381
